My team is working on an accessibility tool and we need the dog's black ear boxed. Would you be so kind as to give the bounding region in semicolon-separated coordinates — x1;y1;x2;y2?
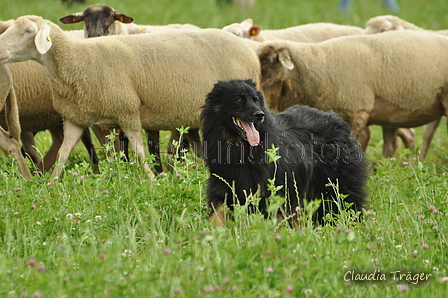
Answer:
243;78;257;89
205;80;224;103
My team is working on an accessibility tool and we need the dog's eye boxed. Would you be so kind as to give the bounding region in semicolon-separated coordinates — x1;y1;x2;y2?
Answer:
253;96;258;102
236;96;243;102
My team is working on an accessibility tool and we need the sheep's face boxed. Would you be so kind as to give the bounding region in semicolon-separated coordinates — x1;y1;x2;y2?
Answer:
83;5;134;37
222;18;261;39
0;16;50;63
59;4;134;38
258;47;288;89
364;19;393;34
364;16;406;34
222;23;248;38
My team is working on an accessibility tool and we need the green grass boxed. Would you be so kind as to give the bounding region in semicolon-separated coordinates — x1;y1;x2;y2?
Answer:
1;0;448;297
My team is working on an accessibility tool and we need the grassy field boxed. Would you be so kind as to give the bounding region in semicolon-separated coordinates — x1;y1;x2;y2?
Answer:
0;0;447;297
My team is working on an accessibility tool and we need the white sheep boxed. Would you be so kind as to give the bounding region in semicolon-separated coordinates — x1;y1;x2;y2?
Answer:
0;15;261;177
364;15;448;35
235;16;414;156
223;19;363;113
223;19;389;152
0;21;100;173
223;18;364;42
0;60;101;173
59;4;202;171
256;30;448;158
0;64;32;180
364;15;448;158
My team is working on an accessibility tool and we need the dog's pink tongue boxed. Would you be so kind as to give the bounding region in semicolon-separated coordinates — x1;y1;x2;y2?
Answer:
241;121;260;146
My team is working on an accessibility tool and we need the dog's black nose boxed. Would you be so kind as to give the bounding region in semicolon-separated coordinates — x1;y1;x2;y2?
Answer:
254;111;265;121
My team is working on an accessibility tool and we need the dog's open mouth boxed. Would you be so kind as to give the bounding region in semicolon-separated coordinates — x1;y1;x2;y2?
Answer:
232;117;260;146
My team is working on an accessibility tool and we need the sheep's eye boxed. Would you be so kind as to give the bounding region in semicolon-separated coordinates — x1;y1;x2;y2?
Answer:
25;27;34;34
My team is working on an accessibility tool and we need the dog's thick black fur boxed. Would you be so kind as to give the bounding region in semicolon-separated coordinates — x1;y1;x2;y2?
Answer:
201;79;369;224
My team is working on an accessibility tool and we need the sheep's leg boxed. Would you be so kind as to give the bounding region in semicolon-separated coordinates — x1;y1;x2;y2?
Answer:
419;119;441;160
168;129;202;158
382;127;399;158
80;128;100;165
168;130;183;156
52;120;84;177
397;128;416;150
119;130;130;162
37;127;64;173
185;129;202;158
0;126;32;180
91;126;120;156
91;126;108;146
356;127;371;151
21;131;41;164
145;129;162;173
347;110;370;139
121;128;155;180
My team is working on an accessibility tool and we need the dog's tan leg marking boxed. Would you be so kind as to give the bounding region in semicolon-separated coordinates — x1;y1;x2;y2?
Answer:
276;212;301;231
210;204;228;227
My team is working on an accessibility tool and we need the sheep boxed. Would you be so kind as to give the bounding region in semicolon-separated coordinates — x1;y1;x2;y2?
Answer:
256;30;448;158
124;23;200;34
0;15;261;178
0;64;32;180
223;18;364;42
364;15;448;35
223;19;389;152
0;60;100;173
364;15;448;158
223;19;363;110
0;21;100;173
222;19;363;110
59;4;202;171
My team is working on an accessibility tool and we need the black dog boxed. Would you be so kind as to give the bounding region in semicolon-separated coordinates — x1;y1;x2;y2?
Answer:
200;79;369;226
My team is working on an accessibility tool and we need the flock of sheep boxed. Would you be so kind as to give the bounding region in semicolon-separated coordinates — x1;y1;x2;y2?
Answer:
0;5;446;180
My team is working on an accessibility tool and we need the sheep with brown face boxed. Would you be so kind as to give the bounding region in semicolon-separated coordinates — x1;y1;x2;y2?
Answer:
59;4;134;38
59;4;199;37
257;30;448;158
0;15;261;178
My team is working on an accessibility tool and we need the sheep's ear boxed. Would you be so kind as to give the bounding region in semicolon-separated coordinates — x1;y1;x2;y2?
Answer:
278;48;294;70
241;19;253;27
35;23;52;54
113;12;134;24
59;13;85;24
249;25;262;37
